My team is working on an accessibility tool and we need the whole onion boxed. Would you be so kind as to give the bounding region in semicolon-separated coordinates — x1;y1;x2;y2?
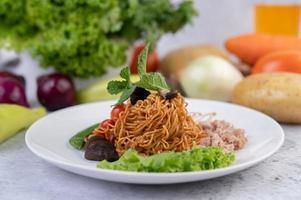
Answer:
37;73;76;111
0;71;25;86
0;77;29;107
179;55;243;101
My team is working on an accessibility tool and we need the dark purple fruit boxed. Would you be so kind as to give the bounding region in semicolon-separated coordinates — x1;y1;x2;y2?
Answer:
130;87;150;105
0;71;25;86
37;73;75;111
0;77;29;107
84;136;119;162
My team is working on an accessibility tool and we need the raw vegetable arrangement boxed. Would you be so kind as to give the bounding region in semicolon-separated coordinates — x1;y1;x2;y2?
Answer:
0;70;47;143
69;45;247;172
0;70;77;111
224;33;301;124
0;66;79;142
0;0;196;78
225;33;301;65
159;45;244;102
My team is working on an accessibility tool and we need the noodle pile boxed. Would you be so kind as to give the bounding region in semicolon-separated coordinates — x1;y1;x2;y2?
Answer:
93;94;207;156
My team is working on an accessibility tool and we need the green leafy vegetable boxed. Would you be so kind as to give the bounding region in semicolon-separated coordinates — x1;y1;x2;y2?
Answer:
107;44;169;104
107;66;132;95
69;123;99;150
137;73;170;91
136;44;169;91
0;0;197;78
137;43;149;76
116;85;136;105
107;80;128;95
120;67;131;84
136;44;169;90
107;66;136;104
97;146;235;172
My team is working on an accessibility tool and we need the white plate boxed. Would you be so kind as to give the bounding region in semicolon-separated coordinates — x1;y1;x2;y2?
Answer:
25;99;284;184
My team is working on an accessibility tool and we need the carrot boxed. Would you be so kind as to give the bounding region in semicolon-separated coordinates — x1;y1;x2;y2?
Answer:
252;50;301;74
225;33;301;65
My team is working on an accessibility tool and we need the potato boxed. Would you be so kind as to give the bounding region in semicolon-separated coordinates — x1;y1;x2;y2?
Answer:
233;72;301;123
160;45;229;78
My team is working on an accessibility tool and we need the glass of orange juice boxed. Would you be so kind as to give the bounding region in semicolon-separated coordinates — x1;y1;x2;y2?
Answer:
255;4;300;36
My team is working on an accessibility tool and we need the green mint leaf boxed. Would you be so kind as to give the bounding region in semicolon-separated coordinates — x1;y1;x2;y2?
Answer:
137;43;149;76
120;66;130;83
107;80;128;95
116;85;136;104
137;72;170;91
107;67;131;95
107;43;170;105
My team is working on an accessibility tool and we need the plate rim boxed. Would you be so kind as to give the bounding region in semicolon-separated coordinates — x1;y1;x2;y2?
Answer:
25;98;285;181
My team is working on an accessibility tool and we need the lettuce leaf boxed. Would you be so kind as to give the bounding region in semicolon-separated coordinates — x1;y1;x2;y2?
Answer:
97;146;235;172
0;0;197;78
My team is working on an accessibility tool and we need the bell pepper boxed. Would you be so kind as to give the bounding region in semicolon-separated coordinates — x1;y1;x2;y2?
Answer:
0;104;46;143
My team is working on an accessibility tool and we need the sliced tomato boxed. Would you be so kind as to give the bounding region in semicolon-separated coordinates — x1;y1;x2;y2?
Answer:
111;104;125;120
130;43;159;74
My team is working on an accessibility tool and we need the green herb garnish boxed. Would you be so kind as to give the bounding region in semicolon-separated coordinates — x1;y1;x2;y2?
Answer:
107;44;169;104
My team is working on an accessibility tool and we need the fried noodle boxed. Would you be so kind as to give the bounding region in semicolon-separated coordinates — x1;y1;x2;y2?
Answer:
92;94;206;156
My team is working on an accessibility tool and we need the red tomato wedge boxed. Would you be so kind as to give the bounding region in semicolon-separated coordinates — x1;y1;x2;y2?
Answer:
111;104;125;121
100;119;115;129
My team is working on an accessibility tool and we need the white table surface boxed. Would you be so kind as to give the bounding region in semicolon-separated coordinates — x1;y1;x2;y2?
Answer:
1;125;301;200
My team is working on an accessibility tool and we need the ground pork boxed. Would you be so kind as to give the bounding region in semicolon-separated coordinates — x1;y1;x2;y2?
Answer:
193;113;247;153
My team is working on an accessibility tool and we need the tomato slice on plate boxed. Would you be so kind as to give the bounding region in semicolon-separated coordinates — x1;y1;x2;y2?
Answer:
111;104;125;121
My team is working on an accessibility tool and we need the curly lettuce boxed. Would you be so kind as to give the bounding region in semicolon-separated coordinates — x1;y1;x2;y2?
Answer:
0;0;197;78
97;147;235;172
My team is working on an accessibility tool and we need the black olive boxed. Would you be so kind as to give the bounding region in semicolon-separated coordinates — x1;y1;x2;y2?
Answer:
159;90;178;100
84;136;119;162
165;91;178;100
130;87;151;105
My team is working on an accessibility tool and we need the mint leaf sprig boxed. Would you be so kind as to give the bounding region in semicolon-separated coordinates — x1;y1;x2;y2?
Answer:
107;44;170;104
